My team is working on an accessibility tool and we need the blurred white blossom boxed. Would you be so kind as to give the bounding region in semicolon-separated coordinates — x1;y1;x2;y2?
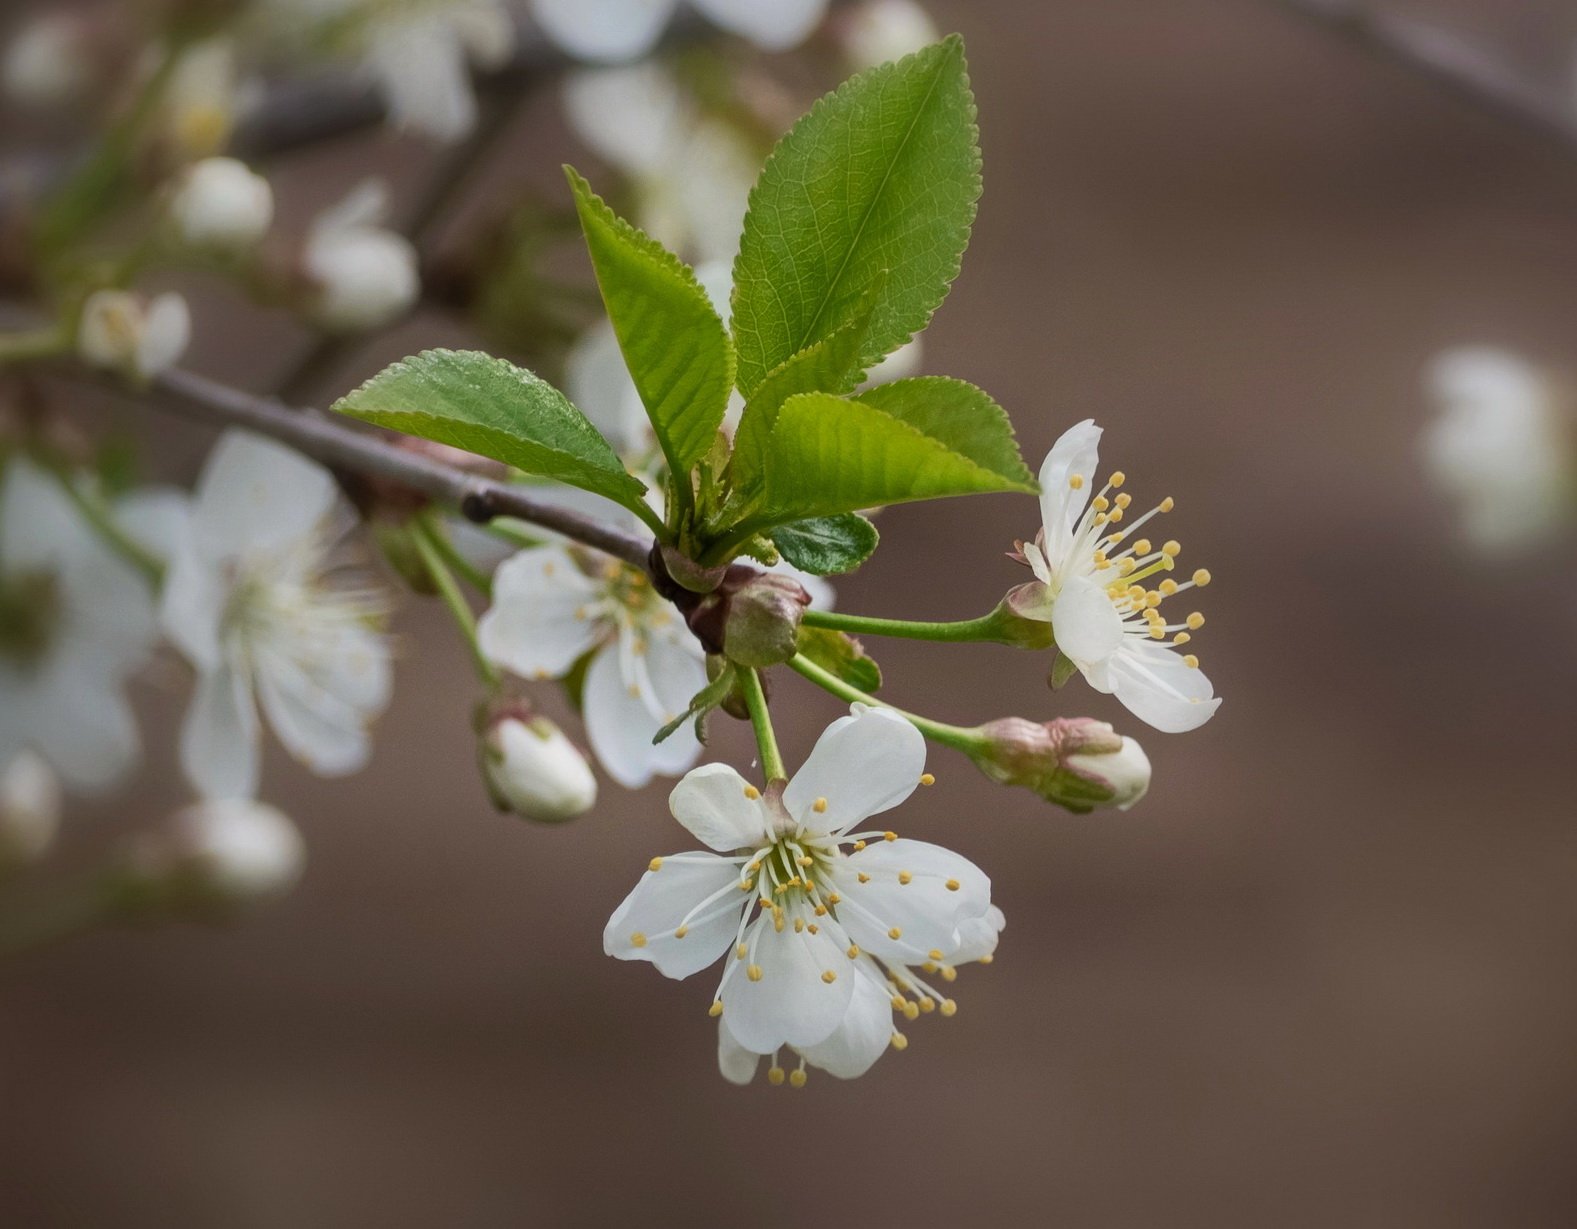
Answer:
302;180;420;331
156;37;250;160
161;431;392;800
836;0;938;69
77;290;192;380
479;544;706;788
0;458;185;792
1011;420;1220;734
532;0;828;63
168;156;274;252
605;706;1000;1084
128;798;306;906
482;710;598;821
2;12;94;108
1421;347;1574;554
0;751;62;865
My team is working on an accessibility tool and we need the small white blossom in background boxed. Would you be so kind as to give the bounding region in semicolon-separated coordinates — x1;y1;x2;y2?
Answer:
1009;420;1220;733
835;0;939;69
160;430;393;800
0;751;62;866
76;290;192;380
168;157;274;252
0;458;185;793
605;706;1001;1085
302;180;421;331
154;37;251;160
1421;346;1574;554
1;12;95;108
532;0;828;63
478;544;707;788
482;708;599;822
125;798;306;907
562;65;758;265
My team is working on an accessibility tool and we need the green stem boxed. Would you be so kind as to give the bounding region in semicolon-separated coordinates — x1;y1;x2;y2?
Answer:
416;512;492;599
411;519;501;690
787;653;985;755
803;608;1007;644
0;326;69;368
739;667;785;781
46;466;165;587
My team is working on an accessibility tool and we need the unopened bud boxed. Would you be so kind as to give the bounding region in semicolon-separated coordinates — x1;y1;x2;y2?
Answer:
169;156;273;251
302;182;419;331
482;708;597;823
121;799;305;912
970;716;1150;813
77;290;191;379
721;571;811;668
0;751;61;866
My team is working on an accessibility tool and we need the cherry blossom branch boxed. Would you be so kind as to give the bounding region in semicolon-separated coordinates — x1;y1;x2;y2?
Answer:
135;366;655;568
1272;0;1577;156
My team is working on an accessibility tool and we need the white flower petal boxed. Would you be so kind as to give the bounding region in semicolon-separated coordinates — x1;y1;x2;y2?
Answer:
1108;641;1220;733
181;661;260;799
158;545;227;671
950;904;1006;964
716;1018;761;1085
190;430;339;560
1;458;97;573
1037;418;1101;563
368;19;477;143
583;641;702;788
832;837;990;961
529;0;677;62
721;907;854;1053
604;851;744;978
668;762;770;851
32;664;141;794
1050;576;1125;673
561;63;685;176
133;293;191;378
795;963;894;1079
477;546;604;679
782;705;925;835
253;646;375;778
690;0;828;50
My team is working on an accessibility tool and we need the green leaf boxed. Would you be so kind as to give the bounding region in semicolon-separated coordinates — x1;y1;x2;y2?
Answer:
728;292;878;498
331;349;652;522
796;625;882;694
854;377;1033;487
754;389;1036;523
771;515;879;576
654;665;738;745
566;168;734;478
731;36;980;396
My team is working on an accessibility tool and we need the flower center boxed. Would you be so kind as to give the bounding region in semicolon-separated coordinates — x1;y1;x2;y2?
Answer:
0;569;60;669
1066;468;1213;668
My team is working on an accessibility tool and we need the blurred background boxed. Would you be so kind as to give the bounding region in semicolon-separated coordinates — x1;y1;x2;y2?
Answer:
5;0;1577;1224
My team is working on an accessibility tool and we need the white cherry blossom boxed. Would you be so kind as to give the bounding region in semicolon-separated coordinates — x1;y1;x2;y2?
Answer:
605;705;1001;1084
168;156;274;251
0;457;185;792
1011;420;1220;733
1421;347;1573;554
532;0;828;64
302;180;420;331
77;290;192;380
160;431;392;800
478;544;706;788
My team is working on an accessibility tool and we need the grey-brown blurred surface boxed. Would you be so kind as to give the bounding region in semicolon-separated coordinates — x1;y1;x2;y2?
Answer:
6;1;1577;1225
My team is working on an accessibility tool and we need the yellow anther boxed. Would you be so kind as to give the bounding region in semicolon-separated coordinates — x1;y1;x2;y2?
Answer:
1183;654;1200;669
979;954;994;964
928;948;944;961
891;995;906;1010
788;1069;807;1089
847;944;860;958
883;831;897;842
806;923;819;935
743;785;760;800
767;1066;786;1086
1193;568;1211;586
773;913;784;932
674;926;688;939
940;965;958;983
852;839;867;851
1149;625;1166;640
1107;507;1124;523
573;606;587;621
543;561;556;576
627;685;640;699
857;872;871;884
888;927;903;940
1145;591;1163;608
1173;632;1192;646
798;856;814;868
921;774;938;789
1161;540;1181;557
890;1032;909;1051
1160;497;1175;512
827;892;841;905
648;857;664;872
814;904;828;916
919;997;936;1013
902;1001;921;1021
1068;474;1085;490
736;943;748;959
945;878;960;891
1115;492;1132;509
1092;495;1110;512
630;932;647;948
1133;538;1152;556
1109;471;1126;487
812;797;828;813
1159;579;1179;596
1187;612;1205;629
794;917;805;933
940;999;958;1017
739;880;754;893
821;970;837;984
898;871;913;885
746;964;764;982
708;1001;723;1017
922;962;938;974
